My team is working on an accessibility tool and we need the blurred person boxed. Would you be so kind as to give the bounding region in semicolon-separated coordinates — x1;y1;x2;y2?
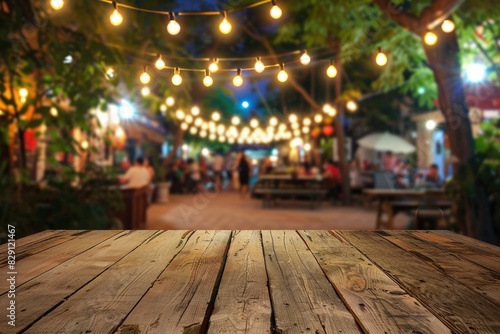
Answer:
423;163;442;188
382;151;397;171
393;159;410;189
212;151;225;191
297;162;312;176
262;156;274;174
119;157;150;189
234;152;251;196
349;159;363;191
143;157;156;203
187;157;202;192
322;159;342;200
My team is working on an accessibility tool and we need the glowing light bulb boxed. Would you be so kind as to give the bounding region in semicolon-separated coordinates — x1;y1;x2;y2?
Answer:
140;69;150;84
250;118;259;128
189;127;198;135
228;137;235;144
203;70;213;87
141;86;150;96
166;97;175;106
50;107;58;117
424;31;438;45
441;19;455;33
185;115;193;123
322;103;332;113
209;59;219;73
175;109;185;120
219;136;226;143
375;48;388;66
81;140;89;150
105;67;116;80
304;143;311;151
231;116;240;125
212;111;221;121
288;114;297;123
303;117;311;126
200;130;207;138
277;63;288;83
327;61;338;78
209;133;216;141
50;0;64;10
172;67;182;86
329;107;337;117
160;104;167;113
19;88;28;98
346;100;358;112
300;51;311;65
109;3;123;27
167;13;181;35
255;57;265;73
219;12;232;34
314;114;323;123
233;69;243;87
269;117;278;126
191;106;200;116
180;122;188;130
270;1;282;19
155;55;165;70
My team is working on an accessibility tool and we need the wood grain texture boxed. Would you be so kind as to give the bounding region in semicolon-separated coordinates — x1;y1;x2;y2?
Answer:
262;230;362;334
434;230;500;256
26;230;192;334
300;230;450;334
410;230;500;273
0;230;120;294
6;230;155;331
117;230;232;334
208;231;272;334
380;231;500;306
0;229;64;251
340;230;500;333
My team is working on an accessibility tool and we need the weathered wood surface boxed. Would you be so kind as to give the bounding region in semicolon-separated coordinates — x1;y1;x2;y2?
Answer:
1;229;499;334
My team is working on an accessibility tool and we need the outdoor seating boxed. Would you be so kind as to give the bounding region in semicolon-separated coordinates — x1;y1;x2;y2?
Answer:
112;186;148;229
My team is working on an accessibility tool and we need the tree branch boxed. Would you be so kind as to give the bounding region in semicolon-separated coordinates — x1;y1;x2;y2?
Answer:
372;0;464;34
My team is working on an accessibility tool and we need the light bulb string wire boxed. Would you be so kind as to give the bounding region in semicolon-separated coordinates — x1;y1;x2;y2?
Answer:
97;0;272;16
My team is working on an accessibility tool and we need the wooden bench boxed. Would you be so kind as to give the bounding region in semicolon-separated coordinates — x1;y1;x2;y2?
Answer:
253;188;328;209
381;200;453;229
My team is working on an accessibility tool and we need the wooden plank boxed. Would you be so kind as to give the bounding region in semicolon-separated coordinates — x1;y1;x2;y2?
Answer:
208;230;272;334
340;231;500;333
26;230;193;334
433;230;500;257
298;230;449;334
2;230;155;331
0;230;120;295
410;231;500;272
0;230;87;268
380;231;500;306
117;230;232;333
0;230;64;250
262;230;362;334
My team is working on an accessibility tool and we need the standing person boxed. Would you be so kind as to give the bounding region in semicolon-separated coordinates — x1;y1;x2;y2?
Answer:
212;151;225;191
187;157;202;192
234;152;251;196
143;157;156;203
119;157;151;189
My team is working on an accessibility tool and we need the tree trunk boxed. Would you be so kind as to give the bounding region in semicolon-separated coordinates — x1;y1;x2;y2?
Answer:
423;29;498;244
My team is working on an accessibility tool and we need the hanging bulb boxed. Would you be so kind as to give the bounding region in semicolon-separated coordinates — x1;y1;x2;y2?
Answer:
211;111;221;121
314;114;323;123
172;67;182;86
288;114;297;123
175;109;185;120
50;107;58;117
219;11;232;34
303;117;311;126
139;67;150;84
105;67;116;80
167;12;181;35
322;103;332;113
326;60;338;78
346;100;358;112
203;69;213;87
250;118;259;128
180;122;189;131
255;57;265;73
231;116;240;125
109;2;123;26
269;117;278;126
270;0;282;19
277;63;288;82
233;68;243;87
155;55;165;70
209;58;219;73
141;86;150;96
300;50;311;65
441;19;455;33
424;31;438;45
375;48;388;66
166;97;175;106
50;0;64;10
191;106;200;116
81;140;89;150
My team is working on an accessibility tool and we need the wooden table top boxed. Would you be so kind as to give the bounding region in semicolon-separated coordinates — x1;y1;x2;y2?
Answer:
364;188;430;197
2;230;499;333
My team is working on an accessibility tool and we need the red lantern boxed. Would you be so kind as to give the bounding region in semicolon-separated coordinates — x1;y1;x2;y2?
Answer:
322;125;334;137
311;127;321;138
24;129;37;151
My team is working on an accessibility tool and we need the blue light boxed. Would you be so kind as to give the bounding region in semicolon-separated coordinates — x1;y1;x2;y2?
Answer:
242;101;249;108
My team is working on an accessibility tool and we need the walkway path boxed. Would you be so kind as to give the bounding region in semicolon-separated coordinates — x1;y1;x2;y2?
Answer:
147;191;411;230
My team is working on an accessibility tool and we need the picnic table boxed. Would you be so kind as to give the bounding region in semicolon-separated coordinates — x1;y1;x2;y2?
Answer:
252;174;327;208
2;229;499;333
364;188;454;229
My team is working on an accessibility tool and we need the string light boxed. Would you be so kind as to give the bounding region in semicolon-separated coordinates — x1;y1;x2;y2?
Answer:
50;0;64;10
228;137;235;144
255;57;265;73
302;127;310;134
167;12;181;35
314;114;323;123
185;115;193;123
219;11;232;35
110;2;123;26
105;67;116;80
304;143;311;151
155;55;165;70
375;48;388;66
270;0;282;19
209;133;216;141
217;124;225;135
175;109;185;120
231;116;240;125
50;107;58;117
326;60;337;78
322;103;332;113
288;114;297;123
203;69;213;87
250;118;259;128
346;100;358;112
219;135;226;143
291;123;299;130
160;104;167;113
191;106;200;116
233;68;243;87
172;67;182;86
209;58;219;73
139;67;150;84
424;31;438;45
19;88;28;100
303;117;311;126
300;51;311;65
277;63;288;82
269;117;278;126
181;122;189;130
141;86;150;96
212;111;221;121
190;127;198;135
81;140;89;150
200;130;207;138
166;97;175;106
441;19;455;33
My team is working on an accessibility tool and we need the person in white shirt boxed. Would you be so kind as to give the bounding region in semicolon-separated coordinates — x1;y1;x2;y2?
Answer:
120;157;151;189
212;152;225;190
